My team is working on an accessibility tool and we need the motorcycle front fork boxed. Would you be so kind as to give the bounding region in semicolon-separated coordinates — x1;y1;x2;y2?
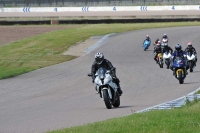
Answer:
173;67;187;76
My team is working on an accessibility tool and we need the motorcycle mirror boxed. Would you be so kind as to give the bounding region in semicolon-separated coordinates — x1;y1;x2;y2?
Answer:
88;73;92;77
106;70;111;74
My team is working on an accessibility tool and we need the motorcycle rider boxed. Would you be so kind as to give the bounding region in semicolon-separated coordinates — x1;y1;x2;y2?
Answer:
143;35;151;48
144;35;151;42
91;52;123;95
153;38;160;46
170;44;188;75
162;33;169;44
162;33;168;40
184;42;197;66
162;43;173;54
153;41;162;63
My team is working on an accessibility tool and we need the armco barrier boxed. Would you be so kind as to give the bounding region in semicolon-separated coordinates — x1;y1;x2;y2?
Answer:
0;5;200;12
1;18;200;25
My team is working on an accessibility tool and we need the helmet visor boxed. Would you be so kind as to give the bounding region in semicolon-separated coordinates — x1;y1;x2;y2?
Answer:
176;47;181;51
188;45;192;48
95;58;103;64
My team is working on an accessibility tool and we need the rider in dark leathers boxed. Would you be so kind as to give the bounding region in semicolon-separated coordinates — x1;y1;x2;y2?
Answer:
184;42;197;66
91;52;123;95
170;44;188;75
162;43;173;54
153;42;162;63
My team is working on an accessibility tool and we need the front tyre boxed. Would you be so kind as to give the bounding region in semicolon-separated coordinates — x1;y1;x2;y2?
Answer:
165;59;170;69
178;71;184;84
189;61;194;72
159;59;163;68
112;96;120;107
103;89;112;109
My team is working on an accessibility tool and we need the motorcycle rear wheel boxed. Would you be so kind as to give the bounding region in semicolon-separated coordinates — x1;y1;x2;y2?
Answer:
103;89;112;109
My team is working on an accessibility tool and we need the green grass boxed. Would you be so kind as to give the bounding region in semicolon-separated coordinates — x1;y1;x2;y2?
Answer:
196;90;200;94
47;100;200;133
1;22;200;79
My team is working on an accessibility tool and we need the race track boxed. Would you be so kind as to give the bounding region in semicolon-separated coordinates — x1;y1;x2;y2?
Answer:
0;26;200;133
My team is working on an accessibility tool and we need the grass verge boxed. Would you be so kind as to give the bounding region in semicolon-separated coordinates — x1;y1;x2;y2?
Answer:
47;100;200;133
1;22;200;79
196;90;200;94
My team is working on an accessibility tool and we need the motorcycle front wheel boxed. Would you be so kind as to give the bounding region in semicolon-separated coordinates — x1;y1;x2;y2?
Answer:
178;71;184;84
165;60;170;69
159;60;163;68
112;96;120;107
189;61;194;72
103;89;112;109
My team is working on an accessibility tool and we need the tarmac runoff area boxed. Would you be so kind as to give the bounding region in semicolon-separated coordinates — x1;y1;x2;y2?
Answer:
63;34;114;56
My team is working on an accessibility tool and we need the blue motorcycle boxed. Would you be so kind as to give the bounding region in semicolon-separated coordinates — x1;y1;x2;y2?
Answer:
172;56;187;84
143;40;151;51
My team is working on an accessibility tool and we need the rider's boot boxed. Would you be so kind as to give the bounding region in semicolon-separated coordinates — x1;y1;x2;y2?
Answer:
173;68;175;76
117;83;123;96
170;66;173;70
154;59;158;64
184;67;188;75
195;58;197;66
95;86;99;94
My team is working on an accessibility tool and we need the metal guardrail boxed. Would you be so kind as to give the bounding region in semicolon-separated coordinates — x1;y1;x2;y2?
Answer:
1;18;200;25
0;0;200;7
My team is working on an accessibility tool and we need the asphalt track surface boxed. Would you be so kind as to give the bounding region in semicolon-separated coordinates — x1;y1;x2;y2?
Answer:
0;11;200;18
0;26;200;133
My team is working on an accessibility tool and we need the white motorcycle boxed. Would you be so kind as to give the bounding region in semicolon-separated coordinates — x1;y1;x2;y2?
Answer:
88;67;120;109
186;51;196;72
163;51;172;69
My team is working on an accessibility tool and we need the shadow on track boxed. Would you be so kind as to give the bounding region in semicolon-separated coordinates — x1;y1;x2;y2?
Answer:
183;82;200;84
190;71;200;73
114;105;134;109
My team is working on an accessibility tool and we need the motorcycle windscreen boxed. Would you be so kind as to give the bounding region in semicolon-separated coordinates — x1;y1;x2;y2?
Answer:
187;51;194;57
97;67;107;80
144;40;150;45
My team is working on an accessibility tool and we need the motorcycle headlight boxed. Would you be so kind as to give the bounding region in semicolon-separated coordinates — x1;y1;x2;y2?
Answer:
177;60;181;63
95;77;102;85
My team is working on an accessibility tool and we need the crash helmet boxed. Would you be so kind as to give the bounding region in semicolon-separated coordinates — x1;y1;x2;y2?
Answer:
156;42;161;48
146;35;150;39
163;33;167;38
187;42;193;49
155;38;159;42
95;52;104;64
175;44;182;51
